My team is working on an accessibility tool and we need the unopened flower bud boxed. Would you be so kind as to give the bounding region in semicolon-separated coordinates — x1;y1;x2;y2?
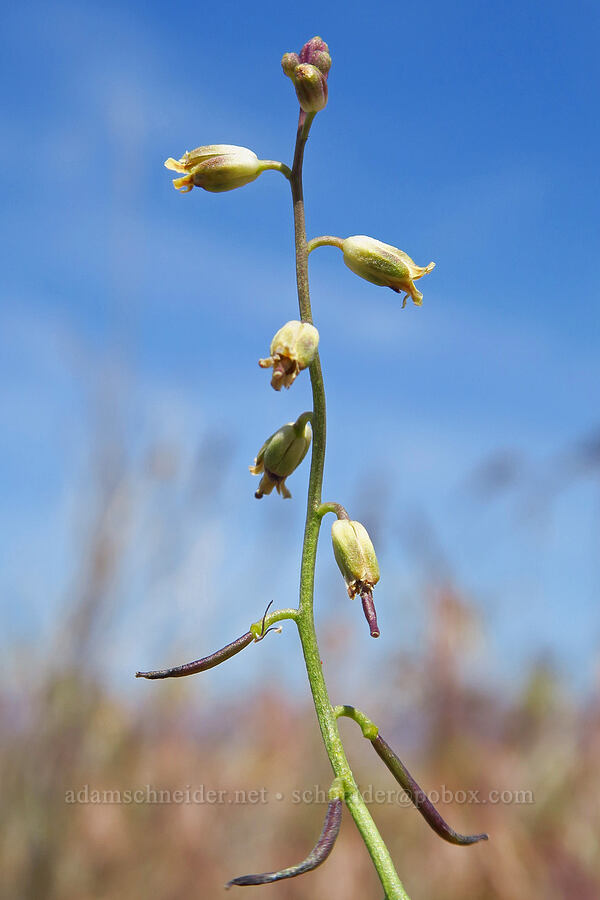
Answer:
309;50;332;76
293;64;328;112
249;412;312;499
299;36;331;73
164;145;265;193
331;520;380;598
342;235;435;306
282;36;331;112
281;52;300;78
258;321;319;390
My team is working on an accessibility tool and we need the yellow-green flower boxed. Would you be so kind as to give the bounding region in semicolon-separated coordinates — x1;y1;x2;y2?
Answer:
331;519;380;598
342;235;435;306
249;412;312;499
164;144;265;193
259;320;319;390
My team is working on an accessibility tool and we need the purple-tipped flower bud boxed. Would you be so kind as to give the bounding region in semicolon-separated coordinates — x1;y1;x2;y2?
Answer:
281;52;300;79
293;63;328;112
282;36;331;112
342;235;435;307
259;320;319;390
309;50;332;76
299;36;331;73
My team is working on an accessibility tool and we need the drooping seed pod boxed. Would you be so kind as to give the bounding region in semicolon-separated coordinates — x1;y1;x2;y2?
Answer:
226;798;342;888
371;734;489;846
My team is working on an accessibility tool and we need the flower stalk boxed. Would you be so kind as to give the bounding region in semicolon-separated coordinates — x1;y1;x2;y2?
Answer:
140;33;486;899
288;105;411;899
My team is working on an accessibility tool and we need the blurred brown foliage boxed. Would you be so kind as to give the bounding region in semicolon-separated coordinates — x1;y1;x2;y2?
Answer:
3;435;600;900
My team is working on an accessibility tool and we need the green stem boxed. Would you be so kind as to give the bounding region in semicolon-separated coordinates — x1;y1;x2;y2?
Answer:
289;108;410;900
334;704;379;740
249;607;298;639
317;501;350;520
259;159;292;179
307;234;344;254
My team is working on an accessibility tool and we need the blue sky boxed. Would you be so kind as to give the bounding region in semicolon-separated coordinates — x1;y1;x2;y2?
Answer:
1;0;599;697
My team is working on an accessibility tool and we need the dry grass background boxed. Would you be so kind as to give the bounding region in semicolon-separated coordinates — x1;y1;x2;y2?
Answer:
2;430;600;900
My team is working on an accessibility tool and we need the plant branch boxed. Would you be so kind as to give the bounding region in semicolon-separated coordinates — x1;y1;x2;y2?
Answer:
317;501;350;520
259;160;292;179
334;704;379;740
307;234;344;253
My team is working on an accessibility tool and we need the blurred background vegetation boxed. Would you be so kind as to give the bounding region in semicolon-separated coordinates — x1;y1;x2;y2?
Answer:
2;421;600;900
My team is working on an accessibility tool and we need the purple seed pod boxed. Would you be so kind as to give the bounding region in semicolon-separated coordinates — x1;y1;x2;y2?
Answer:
226;798;342;887
371;735;489;846
136;631;254;680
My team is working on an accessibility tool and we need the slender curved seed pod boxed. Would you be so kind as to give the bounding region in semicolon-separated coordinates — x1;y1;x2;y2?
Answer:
136;631;254;680
371;735;488;846
225;798;342;888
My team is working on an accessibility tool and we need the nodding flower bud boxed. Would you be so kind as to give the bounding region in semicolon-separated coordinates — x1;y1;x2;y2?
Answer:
164;145;265;193
332;519;381;637
282;36;331;112
249;412;312;499
342;235;435;307
258;320;319;390
331;520;380;598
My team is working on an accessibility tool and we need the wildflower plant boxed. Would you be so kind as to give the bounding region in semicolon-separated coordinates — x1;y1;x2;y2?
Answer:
137;35;487;899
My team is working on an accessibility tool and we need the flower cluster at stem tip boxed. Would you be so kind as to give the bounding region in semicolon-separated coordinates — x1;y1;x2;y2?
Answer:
282;36;331;112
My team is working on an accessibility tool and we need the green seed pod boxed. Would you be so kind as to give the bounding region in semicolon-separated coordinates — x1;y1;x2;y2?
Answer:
293;63;328;112
342;235;435;306
331;519;380;598
249;413;312;499
258;320;319;390
164;144;264;193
